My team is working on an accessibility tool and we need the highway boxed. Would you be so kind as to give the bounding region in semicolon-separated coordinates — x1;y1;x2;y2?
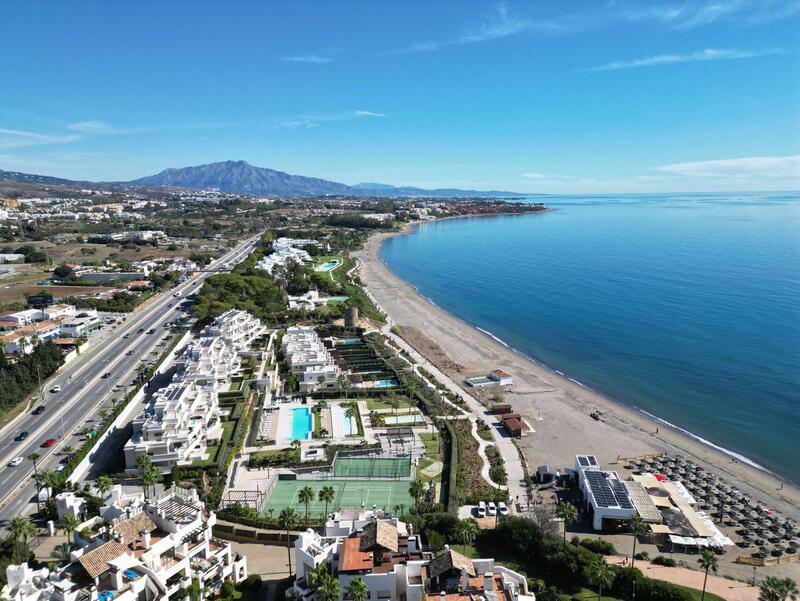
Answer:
0;234;260;526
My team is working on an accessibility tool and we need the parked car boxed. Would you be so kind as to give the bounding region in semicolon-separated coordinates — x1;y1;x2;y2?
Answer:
498;501;509;516
8;457;23;467
42;438;56;447
51;385;61;393
55;464;67;473
14;431;28;442
477;501;487;518
488;501;497;516
32;405;45;415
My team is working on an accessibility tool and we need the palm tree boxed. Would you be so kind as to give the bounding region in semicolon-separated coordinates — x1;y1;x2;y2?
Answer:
556;502;579;545
717;494;728;522
315;576;340;601
61;445;74;458
290;439;302;451
409;478;426;506
95;475;113;498
136;453;152;473
589;559;615;601
318;486;335;521
99;409;109;422
759;577;798;601
9;517;36;565
389;395;400;422
27;452;40;476
697;550;719;601
627;514;646;571
59;513;80;548
53;542;73;565
455;518;479;555
142;466;160;498
298;486;315;528
345;578;369;601
278;507;299;577
344;405;358;432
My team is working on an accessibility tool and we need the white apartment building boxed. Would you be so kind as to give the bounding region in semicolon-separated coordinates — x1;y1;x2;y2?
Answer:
281;325;339;391
124;311;264;471
0;308;44;327
255;237;315;274
292;510;534;601
3;488;247;601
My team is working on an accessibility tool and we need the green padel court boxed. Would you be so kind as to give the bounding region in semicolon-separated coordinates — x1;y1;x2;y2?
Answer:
332;456;411;479
261;479;414;517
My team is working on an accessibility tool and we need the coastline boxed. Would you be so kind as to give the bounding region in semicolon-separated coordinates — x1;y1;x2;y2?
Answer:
353;219;800;523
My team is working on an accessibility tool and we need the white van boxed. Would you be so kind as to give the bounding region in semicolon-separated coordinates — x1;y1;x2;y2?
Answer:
477;501;487;518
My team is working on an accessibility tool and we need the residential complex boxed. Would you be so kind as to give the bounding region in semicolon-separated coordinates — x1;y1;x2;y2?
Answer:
2;487;247;601
254;237;315;274
281;325;340;391
293;510;534;601
124;310;264;471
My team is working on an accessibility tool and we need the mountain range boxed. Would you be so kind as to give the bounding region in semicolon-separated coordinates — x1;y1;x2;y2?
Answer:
2;161;528;198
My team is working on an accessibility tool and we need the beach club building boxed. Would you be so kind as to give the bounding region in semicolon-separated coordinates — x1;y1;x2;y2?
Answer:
465;369;513;388
575;455;637;530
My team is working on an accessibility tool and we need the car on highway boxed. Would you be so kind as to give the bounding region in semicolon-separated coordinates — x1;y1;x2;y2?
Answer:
14;431;28;442
147;329;156;334
42;438;56;447
8;457;23;467
32;405;45;415
51;385;61;393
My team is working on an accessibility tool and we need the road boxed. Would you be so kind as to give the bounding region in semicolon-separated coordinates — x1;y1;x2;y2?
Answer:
0;234;260;526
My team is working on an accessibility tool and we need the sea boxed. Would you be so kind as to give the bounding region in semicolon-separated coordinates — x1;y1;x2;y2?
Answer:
379;192;800;483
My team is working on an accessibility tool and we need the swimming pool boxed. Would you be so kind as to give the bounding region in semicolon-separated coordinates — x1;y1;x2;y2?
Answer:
329;296;349;302
383;413;423;425
340;409;354;435
315;260;339;271
291;407;313;441
373;379;399;388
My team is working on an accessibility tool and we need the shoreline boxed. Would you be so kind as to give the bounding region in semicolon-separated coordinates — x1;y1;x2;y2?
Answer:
353;218;800;523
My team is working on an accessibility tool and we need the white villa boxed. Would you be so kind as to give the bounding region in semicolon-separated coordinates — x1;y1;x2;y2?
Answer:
293;510;534;601
2;488;247;601
124;310;264;471
281;325;340;391
255;237;316;274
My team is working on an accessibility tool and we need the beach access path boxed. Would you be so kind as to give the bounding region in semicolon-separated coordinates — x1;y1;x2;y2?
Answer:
352;224;800;526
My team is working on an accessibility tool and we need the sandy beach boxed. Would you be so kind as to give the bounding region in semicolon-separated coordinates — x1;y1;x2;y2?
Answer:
353;221;800;524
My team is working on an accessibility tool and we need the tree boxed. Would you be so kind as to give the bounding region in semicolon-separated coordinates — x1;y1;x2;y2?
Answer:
556;502;578;545
9;517;36;564
95;475;113;498
278;508;299;578
344;404;358;426
409;478;426;506
759;577;798;601
389;395;400;421
60;513;80;548
455;518;479;554
698;550;719;601
589;559;615;601
627;514;646;571
315;576;340;601
317;374;326;388
99;409;109;422
27;452;40;476
319;486;335;521
142;466;161;498
136;453;152;473
344;578;369;601
61;445;74;458
187;579;201;601
338;374;350;400
298;486;315;528
54;541;73;565
290;439;302;451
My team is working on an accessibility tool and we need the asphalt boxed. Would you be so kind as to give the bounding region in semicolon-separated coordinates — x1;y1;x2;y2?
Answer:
0;235;260;529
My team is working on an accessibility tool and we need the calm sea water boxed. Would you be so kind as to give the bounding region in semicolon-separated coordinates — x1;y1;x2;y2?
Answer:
380;193;800;482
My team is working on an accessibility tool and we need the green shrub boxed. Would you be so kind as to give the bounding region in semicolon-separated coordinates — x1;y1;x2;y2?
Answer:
651;556;677;567
580;538;617;555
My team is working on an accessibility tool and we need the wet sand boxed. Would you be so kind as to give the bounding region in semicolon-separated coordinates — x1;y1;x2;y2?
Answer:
353;222;800;523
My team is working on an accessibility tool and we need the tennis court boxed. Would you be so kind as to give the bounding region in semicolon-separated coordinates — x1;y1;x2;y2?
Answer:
261;479;414;517
332;456;411;479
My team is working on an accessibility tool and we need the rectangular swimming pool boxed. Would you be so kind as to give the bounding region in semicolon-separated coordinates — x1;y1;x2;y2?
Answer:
315;260;339;271
340;409;354;435
383;413;423;425
290;407;313;441
373;379;399;388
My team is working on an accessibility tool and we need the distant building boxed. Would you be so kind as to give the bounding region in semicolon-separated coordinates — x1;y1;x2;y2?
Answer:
464;369;512;388
281;325;340;391
0;308;43;327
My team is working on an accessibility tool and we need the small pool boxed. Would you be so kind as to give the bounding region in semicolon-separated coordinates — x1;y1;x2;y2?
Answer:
373;379;399;388
291;407;313;441
383;413;423;425
329;296;349;302
340;409;354;435
340;337;360;343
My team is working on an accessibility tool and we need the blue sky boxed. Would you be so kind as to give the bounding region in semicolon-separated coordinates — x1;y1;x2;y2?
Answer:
1;0;799;193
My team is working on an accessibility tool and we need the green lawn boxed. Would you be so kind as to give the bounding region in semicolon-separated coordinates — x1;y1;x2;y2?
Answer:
366;398;413;411
420;432;441;457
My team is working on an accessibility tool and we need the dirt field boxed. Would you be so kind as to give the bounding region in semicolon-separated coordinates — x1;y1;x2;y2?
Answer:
0;284;115;304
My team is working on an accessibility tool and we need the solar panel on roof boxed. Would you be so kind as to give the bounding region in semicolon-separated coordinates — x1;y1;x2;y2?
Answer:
588;456;598;466
611;480;634;509
579;456;589;467
585;470;621;508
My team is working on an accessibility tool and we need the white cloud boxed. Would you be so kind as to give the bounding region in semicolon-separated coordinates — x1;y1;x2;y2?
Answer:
0;128;79;149
522;172;546;179
281;54;334;64
656;155;800;179
587;47;782;71
272;109;385;129
66;120;116;134
610;0;800;29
